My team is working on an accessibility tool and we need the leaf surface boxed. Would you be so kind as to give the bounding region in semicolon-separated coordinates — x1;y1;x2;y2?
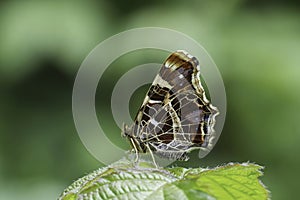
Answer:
59;159;269;200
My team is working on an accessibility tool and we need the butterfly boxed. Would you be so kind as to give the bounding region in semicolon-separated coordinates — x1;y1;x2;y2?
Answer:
122;50;219;164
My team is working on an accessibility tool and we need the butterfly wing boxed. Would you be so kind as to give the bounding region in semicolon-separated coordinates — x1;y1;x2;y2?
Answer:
124;50;219;160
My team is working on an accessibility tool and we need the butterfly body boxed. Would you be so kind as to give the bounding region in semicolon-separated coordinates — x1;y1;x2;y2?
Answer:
122;50;219;161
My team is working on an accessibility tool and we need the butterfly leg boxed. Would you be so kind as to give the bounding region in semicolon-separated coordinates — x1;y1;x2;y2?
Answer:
130;137;140;164
145;143;158;168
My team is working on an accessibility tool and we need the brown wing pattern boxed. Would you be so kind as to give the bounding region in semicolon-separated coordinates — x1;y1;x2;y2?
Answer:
122;50;219;161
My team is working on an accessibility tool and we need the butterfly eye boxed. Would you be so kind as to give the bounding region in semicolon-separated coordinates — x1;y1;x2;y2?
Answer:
121;123;131;137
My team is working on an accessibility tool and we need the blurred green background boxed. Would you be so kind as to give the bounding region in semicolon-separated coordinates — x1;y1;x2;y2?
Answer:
0;0;299;199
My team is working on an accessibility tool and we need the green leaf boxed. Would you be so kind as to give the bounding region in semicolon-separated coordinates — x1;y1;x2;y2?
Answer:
192;163;269;200
59;159;269;200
